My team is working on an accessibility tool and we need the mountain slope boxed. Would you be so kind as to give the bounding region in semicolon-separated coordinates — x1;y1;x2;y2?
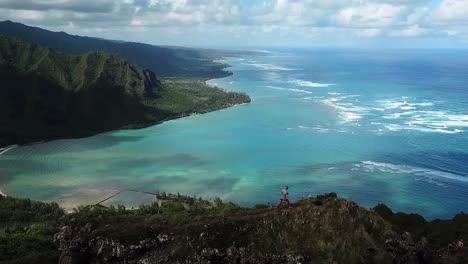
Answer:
0;37;250;147
0;20;231;78
0;35;161;96
1;193;467;264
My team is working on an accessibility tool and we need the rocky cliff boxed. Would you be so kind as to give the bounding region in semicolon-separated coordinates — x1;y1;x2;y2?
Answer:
1;193;467;264
52;194;467;264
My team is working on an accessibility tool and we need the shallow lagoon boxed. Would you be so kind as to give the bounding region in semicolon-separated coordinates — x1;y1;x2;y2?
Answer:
1;49;468;219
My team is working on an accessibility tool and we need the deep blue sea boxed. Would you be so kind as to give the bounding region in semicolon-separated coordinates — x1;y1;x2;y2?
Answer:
1;48;468;219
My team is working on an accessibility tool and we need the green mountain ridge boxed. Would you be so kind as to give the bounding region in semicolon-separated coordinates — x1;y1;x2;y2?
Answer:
0;20;233;79
0;36;161;96
1;193;467;264
0;36;250;147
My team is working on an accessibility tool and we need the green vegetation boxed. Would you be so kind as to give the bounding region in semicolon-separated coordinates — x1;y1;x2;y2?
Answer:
0;36;250;147
0;20;236;79
147;79;250;115
2;193;467;263
374;204;468;263
0;196;64;264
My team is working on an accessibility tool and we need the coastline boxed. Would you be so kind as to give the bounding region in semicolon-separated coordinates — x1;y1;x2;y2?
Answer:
0;100;250;150
0;73;249;149
0;61;247;202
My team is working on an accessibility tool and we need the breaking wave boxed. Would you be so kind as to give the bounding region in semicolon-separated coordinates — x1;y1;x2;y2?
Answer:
290;79;335;88
356;161;468;184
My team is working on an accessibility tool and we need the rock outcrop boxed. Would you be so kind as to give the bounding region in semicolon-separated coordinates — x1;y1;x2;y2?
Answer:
53;193;462;264
3;193;467;263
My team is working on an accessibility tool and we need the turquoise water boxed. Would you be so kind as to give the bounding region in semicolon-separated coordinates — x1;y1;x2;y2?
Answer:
1;49;468;219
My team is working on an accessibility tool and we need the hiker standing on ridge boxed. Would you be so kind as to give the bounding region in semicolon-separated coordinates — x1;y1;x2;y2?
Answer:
275;185;291;208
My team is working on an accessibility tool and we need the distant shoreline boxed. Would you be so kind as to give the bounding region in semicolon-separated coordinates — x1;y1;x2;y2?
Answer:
0;100;249;150
0;74;249;150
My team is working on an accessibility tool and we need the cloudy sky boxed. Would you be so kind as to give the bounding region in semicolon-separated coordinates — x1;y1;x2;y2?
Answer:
1;0;467;48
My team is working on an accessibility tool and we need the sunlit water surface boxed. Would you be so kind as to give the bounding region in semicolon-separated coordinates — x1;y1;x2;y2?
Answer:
2;49;468;219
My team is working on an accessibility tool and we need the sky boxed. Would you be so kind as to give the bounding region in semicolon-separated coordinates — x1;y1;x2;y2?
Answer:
0;0;467;48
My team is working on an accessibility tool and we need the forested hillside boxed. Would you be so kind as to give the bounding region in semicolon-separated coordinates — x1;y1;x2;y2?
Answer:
0;36;250;147
0;20;231;79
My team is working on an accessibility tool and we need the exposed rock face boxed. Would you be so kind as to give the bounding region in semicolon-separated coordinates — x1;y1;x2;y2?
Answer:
53;193;448;264
142;69;162;98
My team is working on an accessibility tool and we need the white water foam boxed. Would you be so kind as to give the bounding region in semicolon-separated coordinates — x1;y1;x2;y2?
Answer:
322;96;367;123
368;98;467;134
289;88;313;94
242;63;297;71
318;94;466;134
290;79;335;88
380;99;434;111
358;161;468;184
311;126;329;132
265;86;312;94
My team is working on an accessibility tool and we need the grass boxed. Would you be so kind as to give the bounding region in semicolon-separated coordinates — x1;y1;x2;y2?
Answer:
144;79;250;115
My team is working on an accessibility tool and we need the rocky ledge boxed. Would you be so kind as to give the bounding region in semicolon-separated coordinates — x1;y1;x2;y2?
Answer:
50;193;467;264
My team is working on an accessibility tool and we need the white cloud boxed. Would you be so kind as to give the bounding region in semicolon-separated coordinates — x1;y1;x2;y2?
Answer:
0;0;116;12
0;0;467;47
357;28;382;38
406;7;429;24
390;24;430;37
432;0;468;24
336;3;407;28
445;30;459;36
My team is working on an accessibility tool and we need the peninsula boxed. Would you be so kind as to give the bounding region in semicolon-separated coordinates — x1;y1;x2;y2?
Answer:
0;27;250;147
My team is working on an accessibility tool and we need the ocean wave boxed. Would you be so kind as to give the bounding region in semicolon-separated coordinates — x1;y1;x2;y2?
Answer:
286;125;330;132
290;79;335;88
357;161;468;184
322;96;366;123
312;126;329;132
315;92;464;134
380;99;433;111
382;111;415;119
289;89;313;94
371;98;467;134
251;49;272;53
395;111;468;133
241;62;297;71
265;86;312;94
435;128;464;134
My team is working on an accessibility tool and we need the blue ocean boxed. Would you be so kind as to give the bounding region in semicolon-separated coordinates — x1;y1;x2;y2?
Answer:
1;49;468;219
